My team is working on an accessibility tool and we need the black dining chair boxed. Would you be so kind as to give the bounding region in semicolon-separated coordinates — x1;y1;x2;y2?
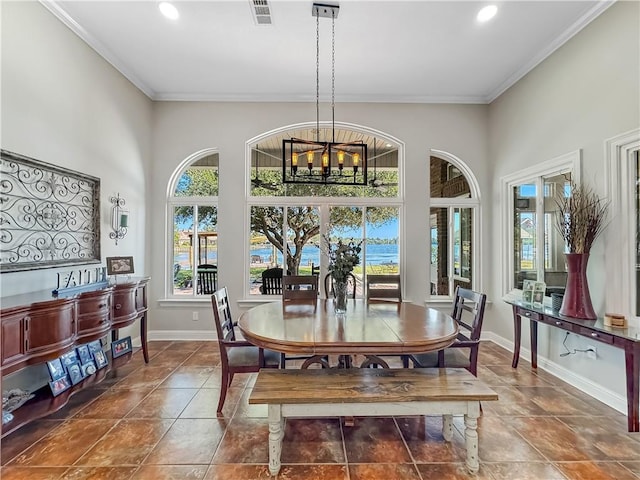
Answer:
409;286;487;376
197;264;217;295
260;267;283;295
282;275;319;301
211;287;280;415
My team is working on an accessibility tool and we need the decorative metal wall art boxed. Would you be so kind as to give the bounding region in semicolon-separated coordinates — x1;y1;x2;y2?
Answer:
0;150;101;272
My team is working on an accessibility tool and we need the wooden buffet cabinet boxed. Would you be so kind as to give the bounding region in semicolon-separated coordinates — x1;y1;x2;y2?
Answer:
0;277;149;437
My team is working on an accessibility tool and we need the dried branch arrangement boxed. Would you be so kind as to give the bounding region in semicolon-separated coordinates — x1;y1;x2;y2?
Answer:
555;181;609;254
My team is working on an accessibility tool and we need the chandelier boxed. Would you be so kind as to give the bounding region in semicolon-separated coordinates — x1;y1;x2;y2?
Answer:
282;2;367;186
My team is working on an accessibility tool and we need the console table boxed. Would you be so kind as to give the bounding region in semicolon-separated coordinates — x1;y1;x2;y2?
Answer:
506;299;640;432
1;276;149;437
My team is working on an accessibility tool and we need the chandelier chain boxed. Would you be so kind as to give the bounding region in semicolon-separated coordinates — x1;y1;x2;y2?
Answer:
316;11;320;143
331;11;336;142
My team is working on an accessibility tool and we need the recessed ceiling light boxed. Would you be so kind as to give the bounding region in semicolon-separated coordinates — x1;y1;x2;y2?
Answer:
477;5;497;23
159;2;179;20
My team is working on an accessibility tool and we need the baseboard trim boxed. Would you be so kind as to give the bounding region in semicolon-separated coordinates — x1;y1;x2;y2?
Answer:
482;331;627;415
148;330;217;341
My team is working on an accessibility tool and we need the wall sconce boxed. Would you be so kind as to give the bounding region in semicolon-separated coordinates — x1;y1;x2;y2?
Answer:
109;193;128;245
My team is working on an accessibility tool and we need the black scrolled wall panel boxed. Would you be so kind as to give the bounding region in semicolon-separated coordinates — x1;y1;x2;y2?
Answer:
0;149;101;272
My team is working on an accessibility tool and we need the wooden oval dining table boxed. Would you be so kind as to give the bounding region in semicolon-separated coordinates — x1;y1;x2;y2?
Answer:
238;299;459;357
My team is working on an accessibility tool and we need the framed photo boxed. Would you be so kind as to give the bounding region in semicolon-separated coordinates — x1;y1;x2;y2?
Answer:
66;362;85;385
533;281;546;307
88;340;102;355
76;344;92;364
111;336;133;358
522;280;535;291
81;361;97;376
93;349;109;369
49;376;72;397
60;350;79;369
106;256;134;275
46;358;66;381
522;289;533;304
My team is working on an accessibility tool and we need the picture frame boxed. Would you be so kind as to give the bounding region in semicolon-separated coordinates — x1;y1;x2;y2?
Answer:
106;256;134;275
49;376;72;397
111;336;133;358
88;340;102;355
81;361;97;376
76;344;92;365
60;350;80;369
533;281;546;307
93;349;109;369
66;362;85;385
46;358;66;381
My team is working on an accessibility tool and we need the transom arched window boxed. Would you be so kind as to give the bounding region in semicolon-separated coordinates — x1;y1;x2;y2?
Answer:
246;124;403;298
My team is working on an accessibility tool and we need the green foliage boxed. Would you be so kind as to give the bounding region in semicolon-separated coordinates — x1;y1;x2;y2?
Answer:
323;234;362;283
175;270;193;288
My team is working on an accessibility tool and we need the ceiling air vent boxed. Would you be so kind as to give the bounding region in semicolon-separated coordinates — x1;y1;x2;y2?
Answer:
250;0;272;25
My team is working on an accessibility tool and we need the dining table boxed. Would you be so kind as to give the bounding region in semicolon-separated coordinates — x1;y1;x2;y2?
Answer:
237;299;459;362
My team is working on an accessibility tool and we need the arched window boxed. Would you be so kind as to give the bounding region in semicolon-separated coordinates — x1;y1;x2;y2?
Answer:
246;123;403;298
429;150;481;298
167;150;219;297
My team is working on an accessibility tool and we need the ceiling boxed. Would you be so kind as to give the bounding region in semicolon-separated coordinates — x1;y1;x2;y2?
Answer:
44;0;611;104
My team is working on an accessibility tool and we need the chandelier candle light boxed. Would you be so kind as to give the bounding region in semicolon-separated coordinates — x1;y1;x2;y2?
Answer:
282;2;368;186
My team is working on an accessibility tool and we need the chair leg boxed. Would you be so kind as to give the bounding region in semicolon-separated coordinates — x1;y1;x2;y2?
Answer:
217;370;230;415
280;353;286;369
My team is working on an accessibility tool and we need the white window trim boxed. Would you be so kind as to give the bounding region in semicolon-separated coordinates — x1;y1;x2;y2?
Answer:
165;148;219;299
605;128;640;323
500;150;581;297
429;149;482;300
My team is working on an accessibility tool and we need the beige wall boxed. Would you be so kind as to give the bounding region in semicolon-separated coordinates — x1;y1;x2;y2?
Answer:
1;1;153;297
149;102;489;331
488;1;640;405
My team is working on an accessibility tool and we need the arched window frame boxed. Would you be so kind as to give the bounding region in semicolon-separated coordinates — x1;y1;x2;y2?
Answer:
428;149;482;301
243;122;405;300
165;148;219;299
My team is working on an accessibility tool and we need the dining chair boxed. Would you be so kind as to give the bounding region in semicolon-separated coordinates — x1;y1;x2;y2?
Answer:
280;276;328;369
197;264;217;295
360;274;406;368
324;272;357;299
211;287;280;414
260;267;283;295
366;274;402;302
282;275;319;301
409;286;487;376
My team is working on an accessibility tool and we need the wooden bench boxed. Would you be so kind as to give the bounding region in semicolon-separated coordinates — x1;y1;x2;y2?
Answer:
249;367;498;476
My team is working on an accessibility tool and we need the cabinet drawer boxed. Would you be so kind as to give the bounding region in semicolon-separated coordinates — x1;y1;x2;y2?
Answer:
576;326;615;344
77;290;111;316
538;315;574;331
516;307;541;321
112;284;138;328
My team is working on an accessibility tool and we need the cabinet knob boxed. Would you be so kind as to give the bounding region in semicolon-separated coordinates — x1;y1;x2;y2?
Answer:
591;332;599;337
524;312;531;317
115;303;122;310
555;321;562;326
98;303;106;309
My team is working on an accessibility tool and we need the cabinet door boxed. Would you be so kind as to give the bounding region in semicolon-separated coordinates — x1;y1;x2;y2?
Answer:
26;300;76;353
111;284;138;329
1;313;25;367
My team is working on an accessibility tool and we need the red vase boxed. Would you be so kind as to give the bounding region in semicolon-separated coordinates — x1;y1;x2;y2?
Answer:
559;253;597;319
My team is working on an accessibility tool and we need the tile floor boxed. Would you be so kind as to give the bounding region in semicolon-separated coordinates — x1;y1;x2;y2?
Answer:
1;341;639;480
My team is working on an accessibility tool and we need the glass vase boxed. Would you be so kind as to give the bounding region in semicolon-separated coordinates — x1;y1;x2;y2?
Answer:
334;279;348;314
